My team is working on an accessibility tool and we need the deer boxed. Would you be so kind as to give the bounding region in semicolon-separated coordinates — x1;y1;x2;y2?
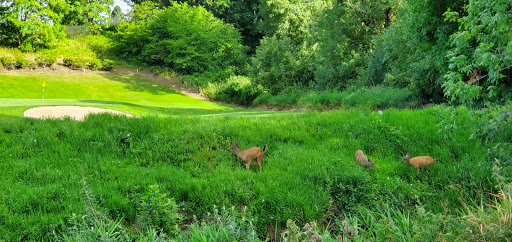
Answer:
228;141;266;172
355;150;376;170
402;152;436;170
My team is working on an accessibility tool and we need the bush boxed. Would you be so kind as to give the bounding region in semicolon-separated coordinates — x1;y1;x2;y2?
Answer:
250;36;312;94
202;75;266;105
102;59;115;71
252;86;415;110
113;2;245;84
36;55;57;68
15;55;30;69
474;104;512;177
63;58;74;68
138;184;181;234
62;57;90;70
0;56;16;70
89;59;103;71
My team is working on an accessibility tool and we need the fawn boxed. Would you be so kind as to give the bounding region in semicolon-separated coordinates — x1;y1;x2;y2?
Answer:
355;150;376;170
402;152;436;169
228;141;267;172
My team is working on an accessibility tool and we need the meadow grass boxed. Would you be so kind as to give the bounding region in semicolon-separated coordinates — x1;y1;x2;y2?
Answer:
253;86;417;110
0;73;509;240
0;106;500;240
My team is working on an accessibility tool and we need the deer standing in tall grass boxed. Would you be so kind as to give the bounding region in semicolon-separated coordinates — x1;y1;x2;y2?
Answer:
355;150;376;170
228;141;266;172
402;152;436;169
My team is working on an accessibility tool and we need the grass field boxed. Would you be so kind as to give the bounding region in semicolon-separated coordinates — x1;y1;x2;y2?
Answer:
0;73;270;117
0;73;510;241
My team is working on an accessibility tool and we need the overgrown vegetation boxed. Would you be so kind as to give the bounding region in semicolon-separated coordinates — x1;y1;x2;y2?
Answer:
0;105;511;240
2;0;509;107
1;0;512;240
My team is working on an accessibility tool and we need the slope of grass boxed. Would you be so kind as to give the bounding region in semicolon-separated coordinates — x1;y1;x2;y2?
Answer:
0;73;266;117
0;106;498;240
0;72;508;240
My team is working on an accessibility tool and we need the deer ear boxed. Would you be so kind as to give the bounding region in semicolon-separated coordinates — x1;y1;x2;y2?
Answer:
373;159;377;163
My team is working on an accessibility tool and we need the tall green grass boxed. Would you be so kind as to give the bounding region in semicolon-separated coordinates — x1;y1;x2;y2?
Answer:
253;86;417;110
0;106;501;240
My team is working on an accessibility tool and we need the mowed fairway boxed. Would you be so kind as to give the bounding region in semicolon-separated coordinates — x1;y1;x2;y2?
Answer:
0;73;269;117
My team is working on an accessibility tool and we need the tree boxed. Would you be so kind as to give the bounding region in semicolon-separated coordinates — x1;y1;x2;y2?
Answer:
366;0;465;103
312;0;398;90
113;2;246;85
111;5;124;24
443;0;512;103
62;0;114;33
0;0;69;50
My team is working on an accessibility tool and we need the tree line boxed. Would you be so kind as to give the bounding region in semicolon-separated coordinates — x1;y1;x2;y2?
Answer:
1;0;511;104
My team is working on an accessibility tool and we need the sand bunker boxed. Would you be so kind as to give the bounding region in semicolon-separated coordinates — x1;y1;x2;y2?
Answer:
24;106;134;121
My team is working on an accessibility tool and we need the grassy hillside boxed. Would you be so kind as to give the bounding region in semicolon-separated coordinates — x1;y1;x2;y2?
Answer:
0;107;503;240
0;73;509;240
0;73;265;117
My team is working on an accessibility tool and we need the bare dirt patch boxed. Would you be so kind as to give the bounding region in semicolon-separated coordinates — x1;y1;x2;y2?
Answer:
24;106;134;121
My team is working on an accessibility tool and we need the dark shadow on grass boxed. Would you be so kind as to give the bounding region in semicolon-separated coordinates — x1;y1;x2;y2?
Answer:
99;73;185;96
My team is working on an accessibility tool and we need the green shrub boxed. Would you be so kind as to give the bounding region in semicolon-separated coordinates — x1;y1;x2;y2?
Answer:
15;55;30;69
202;75;266;105
113;2;245;85
63;58;74;68
89;59;102;71
0;56;16;70
474;104;512;176
253;86;415;110
36;55;57;68
252;92;302;107
102;59;115;71
138;184;181;234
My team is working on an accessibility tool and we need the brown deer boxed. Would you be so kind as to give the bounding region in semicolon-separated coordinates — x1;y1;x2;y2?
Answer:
355;150;376;170
228;142;266;172
402;152;436;170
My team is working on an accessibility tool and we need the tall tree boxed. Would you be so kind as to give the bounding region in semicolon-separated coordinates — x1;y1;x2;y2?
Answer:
0;0;69;50
62;0;114;33
111;5;125;24
124;0;262;51
312;0;398;90
366;0;465;103
444;0;512;103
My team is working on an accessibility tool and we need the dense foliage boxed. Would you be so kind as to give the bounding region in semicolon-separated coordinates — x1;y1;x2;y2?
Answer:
0;0;113;50
444;0;512;103
113;2;246;86
2;0;510;105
